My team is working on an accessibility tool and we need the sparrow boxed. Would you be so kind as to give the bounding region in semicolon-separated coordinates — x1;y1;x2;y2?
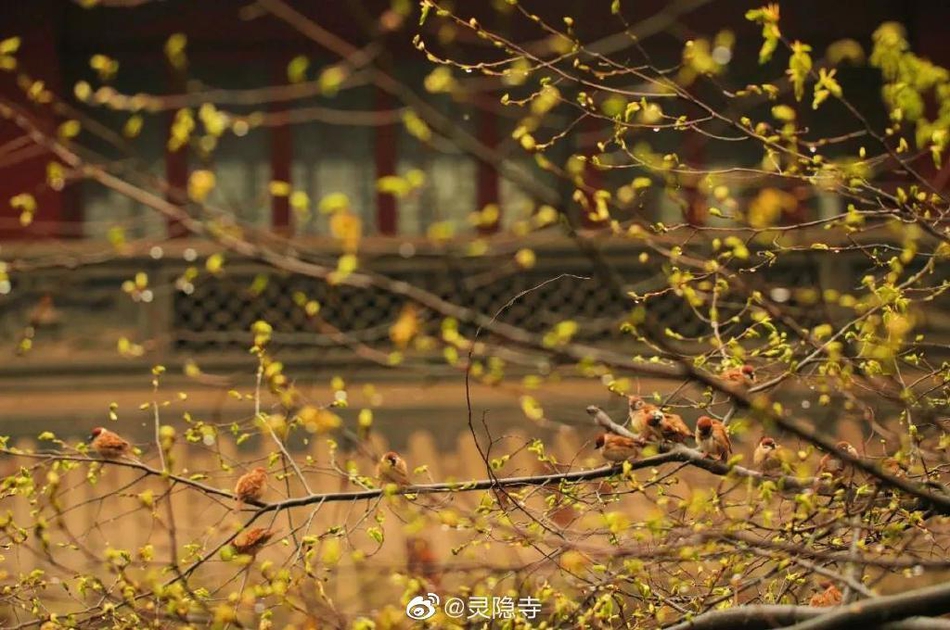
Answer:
817;441;860;479
537;461;579;526
644;409;691;444
695;416;731;462
627;395;658;435
89;427;137;461
29;294;62;328
881;456;908;479
721;364;756;388
595;433;643;463
875;456;911;499
406;536;441;588
753;436;783;473
377;451;412;487
232;527;275;555
808;581;842;607
234;467;267;508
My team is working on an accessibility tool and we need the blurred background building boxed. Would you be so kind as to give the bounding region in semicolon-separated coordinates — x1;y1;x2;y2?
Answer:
1;0;949;441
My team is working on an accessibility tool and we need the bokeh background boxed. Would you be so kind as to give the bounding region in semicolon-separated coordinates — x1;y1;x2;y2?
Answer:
1;0;948;451
4;2;950;627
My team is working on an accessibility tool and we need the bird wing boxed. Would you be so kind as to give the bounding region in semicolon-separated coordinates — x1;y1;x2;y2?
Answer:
669;414;691;437
99;432;130;450
616;435;640;448
717;423;732;454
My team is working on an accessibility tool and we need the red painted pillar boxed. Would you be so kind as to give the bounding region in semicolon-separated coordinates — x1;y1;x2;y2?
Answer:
683;138;707;227
0;0;69;240
374;88;398;235
164;137;188;237
581;118;606;228
164;66;188;238
913;3;950;191
476;99;500;234
270;60;292;235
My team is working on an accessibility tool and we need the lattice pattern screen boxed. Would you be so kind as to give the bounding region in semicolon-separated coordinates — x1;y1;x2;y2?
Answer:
171;257;832;352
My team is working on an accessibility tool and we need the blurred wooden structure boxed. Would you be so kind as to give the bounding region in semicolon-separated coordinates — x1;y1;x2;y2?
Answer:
4;428;590;620
2;0;950;240
2;409;872;627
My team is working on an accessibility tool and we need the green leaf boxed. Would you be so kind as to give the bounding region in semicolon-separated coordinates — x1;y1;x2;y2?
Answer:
367;527;384;544
787;41;812;101
287;55;309;84
419;0;431;26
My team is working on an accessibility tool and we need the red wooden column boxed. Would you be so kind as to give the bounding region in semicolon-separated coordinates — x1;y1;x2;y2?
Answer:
0;0;70;240
164;139;188;237
374;88;398;235
683;136;707;227
164;70;188;238
271;123;292;233
270;58;292;234
581;118;606;228
913;3;950;192
476;97;500;234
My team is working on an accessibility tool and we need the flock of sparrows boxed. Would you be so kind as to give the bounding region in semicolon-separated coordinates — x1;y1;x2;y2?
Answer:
84;365;869;607
88;427;414;556
595;366;865;484
595;397;741;463
595;365;754;465
89;427;277;554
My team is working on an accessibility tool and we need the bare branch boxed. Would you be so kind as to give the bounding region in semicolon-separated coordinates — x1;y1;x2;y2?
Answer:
663;605;950;630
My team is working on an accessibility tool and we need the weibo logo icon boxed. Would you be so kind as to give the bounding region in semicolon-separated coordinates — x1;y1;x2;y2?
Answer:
405;593;440;620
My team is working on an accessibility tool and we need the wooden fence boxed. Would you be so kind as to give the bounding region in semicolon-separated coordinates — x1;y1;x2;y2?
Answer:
4;427;612;620
2;419;868;625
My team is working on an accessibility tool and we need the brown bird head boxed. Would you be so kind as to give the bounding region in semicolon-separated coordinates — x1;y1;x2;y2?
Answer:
252;466;266;475
595;434;607;449
406;536;432;557
836;441;858;457
627;395;645;411
89;427;105;441
759;436;776;449
883;457;906;476
741;364;756;381
817;579;835;590
233;527;275;554
696;416;714;438
646;410;664;428
383;451;401;466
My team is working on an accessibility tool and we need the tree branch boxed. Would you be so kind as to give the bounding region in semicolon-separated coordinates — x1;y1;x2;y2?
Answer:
785;579;950;630
663;604;950;630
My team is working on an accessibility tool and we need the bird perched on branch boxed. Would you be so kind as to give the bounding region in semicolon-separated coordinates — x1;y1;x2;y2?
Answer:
232;527;275;556
406;536;441;589
881;456;908;479
721;364;756;388
595;433;643;463
808;581;842;607
818;440;861;479
28;294;62;329
234;467;267;509
695;416;731;462
89;427;138;462
753;436;783;473
644;409;691;444
377;451;411;487
626;395;658;435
